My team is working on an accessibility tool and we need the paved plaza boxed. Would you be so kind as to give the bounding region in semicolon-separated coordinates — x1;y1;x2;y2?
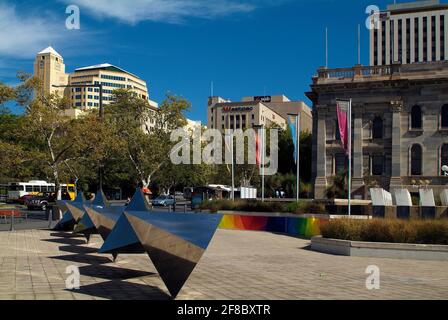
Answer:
0;228;447;300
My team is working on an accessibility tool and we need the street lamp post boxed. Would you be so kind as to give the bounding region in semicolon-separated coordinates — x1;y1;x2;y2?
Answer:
52;83;104;189
442;165;448;176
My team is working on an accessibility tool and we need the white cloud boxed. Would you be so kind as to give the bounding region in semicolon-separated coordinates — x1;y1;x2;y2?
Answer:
63;0;258;24
0;4;62;58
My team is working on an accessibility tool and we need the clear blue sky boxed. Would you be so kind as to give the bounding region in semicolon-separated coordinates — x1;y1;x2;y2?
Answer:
0;0;434;122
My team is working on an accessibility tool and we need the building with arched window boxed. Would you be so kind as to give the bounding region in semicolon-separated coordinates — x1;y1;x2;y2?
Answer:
307;62;448;200
410;144;423;176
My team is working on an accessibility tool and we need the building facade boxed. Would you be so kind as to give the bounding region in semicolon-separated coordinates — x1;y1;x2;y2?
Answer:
207;95;312;133
34;47;158;112
370;0;448;66
306;62;448;200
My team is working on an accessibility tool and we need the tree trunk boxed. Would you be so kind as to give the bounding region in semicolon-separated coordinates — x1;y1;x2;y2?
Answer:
53;166;61;201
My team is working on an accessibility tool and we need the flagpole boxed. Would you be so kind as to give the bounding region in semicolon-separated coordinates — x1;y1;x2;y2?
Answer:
231;132;235;202
262;126;265;202
296;115;300;202
348;99;352;216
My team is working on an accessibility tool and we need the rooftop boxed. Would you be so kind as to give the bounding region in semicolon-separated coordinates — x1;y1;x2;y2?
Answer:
311;61;448;86
386;0;448;13
37;46;63;59
74;63;141;80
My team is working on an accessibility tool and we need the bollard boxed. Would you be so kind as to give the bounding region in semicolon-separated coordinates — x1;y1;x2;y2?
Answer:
10;211;15;232
48;206;53;229
184;203;187;214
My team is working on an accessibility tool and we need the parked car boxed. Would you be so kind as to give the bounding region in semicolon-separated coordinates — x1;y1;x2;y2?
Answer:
152;195;175;207
26;192;57;211
17;194;35;205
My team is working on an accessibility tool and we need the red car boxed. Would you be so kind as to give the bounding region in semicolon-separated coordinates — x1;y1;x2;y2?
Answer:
17;194;34;205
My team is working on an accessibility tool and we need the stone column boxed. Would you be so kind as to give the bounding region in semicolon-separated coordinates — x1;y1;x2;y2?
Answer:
352;108;365;198
390;101;403;190
314;108;328;199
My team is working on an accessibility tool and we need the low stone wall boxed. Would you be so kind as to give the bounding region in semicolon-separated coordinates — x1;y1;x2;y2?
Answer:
311;236;448;261
218;212;369;238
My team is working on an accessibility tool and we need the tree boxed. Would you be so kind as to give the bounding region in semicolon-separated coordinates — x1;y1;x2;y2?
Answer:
16;76;111;199
106;91;189;189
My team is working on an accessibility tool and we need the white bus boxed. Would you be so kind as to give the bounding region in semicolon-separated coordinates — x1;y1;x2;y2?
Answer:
7;181;76;202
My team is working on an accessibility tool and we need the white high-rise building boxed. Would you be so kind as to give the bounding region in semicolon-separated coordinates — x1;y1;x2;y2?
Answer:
370;0;448;66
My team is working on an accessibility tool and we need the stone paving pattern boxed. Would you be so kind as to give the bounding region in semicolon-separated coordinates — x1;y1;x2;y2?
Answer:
0;229;447;300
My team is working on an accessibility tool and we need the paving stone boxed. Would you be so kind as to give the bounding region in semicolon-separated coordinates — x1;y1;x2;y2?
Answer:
0;229;447;299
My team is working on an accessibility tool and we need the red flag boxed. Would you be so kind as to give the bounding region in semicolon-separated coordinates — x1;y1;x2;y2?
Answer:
255;130;261;166
336;100;350;155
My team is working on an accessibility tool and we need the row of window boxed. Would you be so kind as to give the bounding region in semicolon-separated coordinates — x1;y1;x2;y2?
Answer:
101;74;126;81
332;105;448;141
373;14;446;65
411;104;448;129
333;144;448;176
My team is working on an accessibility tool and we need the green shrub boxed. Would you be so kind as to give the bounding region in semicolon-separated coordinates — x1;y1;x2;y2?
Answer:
321;218;448;245
284;200;326;214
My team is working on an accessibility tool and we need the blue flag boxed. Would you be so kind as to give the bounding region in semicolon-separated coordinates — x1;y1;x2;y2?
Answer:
288;115;298;164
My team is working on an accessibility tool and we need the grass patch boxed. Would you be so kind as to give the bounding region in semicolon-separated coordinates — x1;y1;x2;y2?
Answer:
320;218;448;245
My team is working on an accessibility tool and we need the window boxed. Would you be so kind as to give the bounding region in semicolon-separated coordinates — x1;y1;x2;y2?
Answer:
442;144;448;175
335;153;347;174
26;185;32;192
442;105;448;128
411;105;422;129
411;144;423;175
372;117;383;139
372;155;384;175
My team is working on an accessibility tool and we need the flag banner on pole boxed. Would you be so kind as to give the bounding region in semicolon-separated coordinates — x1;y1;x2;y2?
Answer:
287;115;298;164
224;133;232;152
255;129;261;166
336;99;350;155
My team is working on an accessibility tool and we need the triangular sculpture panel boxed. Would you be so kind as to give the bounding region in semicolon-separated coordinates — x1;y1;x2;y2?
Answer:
124;210;223;298
90;188;149;241
98;213;144;254
54;192;86;230
74;189;110;239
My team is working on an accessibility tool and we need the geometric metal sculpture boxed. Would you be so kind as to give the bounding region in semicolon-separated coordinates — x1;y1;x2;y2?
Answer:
441;190;448;207
419;188;436;219
74;189;109;241
96;189;151;259
54;192;86;231
123;210;222;297
394;189;413;219
370;188;393;218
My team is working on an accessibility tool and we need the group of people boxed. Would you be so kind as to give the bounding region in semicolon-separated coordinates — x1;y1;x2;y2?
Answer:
275;190;286;199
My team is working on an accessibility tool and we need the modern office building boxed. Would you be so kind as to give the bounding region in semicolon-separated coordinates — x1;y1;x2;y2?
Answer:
207;95;312;133
370;0;448;66
306;62;448;200
34;47;158;114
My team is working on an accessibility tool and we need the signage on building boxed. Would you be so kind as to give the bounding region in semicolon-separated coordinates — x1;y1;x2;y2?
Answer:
222;106;254;112
254;96;272;103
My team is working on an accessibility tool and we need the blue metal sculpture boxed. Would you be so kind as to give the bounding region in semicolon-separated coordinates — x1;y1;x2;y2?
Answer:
54;192;86;230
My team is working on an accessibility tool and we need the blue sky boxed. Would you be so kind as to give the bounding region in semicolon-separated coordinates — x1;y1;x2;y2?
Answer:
0;0;434;121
